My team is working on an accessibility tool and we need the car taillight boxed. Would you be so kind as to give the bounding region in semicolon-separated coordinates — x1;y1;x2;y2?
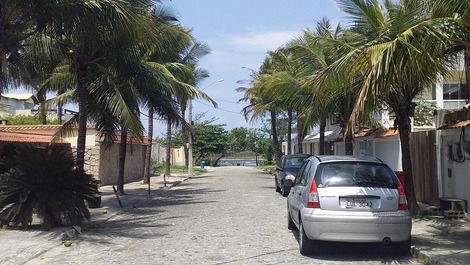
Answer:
307;179;320;208
397;179;407;210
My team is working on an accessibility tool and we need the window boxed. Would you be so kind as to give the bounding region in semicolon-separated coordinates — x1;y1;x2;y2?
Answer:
315;162;398;188
24;102;34;110
443;84;464;100
295;161;310;185
300;161;313;186
284;156;307;169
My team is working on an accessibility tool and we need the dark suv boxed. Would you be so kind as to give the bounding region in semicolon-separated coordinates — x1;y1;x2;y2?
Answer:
275;154;310;196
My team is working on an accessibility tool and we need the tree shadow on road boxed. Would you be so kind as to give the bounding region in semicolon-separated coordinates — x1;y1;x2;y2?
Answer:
77;185;224;243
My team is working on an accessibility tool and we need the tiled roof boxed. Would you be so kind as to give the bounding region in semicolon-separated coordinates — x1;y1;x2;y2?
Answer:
355;128;399;138
0;124;93;144
438;119;470;130
0;131;68;144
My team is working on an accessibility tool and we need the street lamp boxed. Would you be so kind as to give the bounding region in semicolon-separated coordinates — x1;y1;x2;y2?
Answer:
188;78;224;177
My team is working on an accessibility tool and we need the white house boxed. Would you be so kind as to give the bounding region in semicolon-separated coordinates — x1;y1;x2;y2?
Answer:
282;58;468;172
0;94;36;117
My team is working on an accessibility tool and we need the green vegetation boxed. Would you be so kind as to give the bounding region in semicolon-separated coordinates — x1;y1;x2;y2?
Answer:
0;145;99;229
1;115;59;125
153;163;208;176
160;115;274;166
239;0;470;215
0;0;215;194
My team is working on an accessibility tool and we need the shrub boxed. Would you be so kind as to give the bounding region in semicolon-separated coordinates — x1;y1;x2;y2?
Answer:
0;145;99;229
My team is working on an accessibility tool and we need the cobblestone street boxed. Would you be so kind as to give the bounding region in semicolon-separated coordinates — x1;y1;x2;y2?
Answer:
23;167;422;265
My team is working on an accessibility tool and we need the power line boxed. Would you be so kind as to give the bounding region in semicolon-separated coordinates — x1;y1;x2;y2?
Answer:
195;100;243;115
212;97;239;104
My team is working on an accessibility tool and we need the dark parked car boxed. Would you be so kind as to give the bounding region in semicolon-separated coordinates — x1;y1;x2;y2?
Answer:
275;154;310;196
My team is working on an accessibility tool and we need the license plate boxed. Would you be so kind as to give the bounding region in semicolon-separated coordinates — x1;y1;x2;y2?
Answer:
344;199;373;208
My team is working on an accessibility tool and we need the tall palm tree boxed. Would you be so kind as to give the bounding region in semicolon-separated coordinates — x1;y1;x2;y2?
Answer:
238;66;283;164
319;0;469;214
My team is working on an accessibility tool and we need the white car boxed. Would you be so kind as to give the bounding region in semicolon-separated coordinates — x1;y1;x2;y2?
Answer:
286;156;412;256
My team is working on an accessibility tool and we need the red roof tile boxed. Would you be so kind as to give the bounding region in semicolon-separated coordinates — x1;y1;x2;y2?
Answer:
0;131;68;144
438;120;470;130
355;128;399;138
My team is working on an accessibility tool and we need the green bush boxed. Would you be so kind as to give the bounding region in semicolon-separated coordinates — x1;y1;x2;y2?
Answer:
1;115;60;125
0;145;99;229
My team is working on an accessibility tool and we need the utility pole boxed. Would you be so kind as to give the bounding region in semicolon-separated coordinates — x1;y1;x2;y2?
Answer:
188;100;194;177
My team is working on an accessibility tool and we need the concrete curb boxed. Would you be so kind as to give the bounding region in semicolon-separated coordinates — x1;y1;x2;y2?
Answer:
59;176;191;242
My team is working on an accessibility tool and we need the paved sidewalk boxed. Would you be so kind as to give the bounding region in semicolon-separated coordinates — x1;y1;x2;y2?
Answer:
0;173;191;265
412;218;470;265
91;173;191;224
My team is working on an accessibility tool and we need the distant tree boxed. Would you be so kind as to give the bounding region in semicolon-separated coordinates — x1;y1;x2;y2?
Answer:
192;117;229;163
247;128;270;165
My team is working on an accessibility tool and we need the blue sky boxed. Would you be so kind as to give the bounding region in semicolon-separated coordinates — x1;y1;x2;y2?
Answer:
162;0;345;132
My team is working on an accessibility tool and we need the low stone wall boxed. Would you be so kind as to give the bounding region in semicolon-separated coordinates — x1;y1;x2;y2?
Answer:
98;143;145;185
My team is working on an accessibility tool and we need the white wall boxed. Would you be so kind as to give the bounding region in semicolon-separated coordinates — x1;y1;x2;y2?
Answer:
354;136;402;171
64;128;97;147
374;137;402;171
334;142;345;156
439;128;470;211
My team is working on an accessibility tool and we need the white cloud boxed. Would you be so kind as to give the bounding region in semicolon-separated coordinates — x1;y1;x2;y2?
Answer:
229;31;300;53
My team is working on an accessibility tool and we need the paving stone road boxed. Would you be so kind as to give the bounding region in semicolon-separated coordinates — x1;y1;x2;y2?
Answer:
24;167;423;265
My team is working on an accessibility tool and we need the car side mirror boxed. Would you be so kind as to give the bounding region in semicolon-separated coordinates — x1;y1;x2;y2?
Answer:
284;179;294;188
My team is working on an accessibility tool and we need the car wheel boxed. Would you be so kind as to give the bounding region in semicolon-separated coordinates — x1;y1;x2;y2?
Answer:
287;208;297;231
391;239;411;256
281;184;289;197
299;220;315;256
275;178;281;193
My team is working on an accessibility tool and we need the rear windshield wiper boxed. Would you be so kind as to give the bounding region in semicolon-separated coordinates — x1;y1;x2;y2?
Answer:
355;181;388;187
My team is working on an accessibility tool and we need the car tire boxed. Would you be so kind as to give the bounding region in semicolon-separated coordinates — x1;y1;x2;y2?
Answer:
299;220;316;256
287;208;297;231
391;239;411;256
281;184;289;197
275;178;281;193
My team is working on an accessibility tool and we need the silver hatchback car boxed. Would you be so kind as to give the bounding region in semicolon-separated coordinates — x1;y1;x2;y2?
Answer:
286;156;411;256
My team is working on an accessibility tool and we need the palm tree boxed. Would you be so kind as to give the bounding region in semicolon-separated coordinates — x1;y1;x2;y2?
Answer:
319;0;469;214
238;67;283;164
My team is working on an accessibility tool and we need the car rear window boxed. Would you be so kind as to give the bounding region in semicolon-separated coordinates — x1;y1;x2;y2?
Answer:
285;157;307;169
315;162;398;188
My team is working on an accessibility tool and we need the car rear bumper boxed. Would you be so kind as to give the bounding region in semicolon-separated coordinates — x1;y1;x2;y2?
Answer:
301;209;411;243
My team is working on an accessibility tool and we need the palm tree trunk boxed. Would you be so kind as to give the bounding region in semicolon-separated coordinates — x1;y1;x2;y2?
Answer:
165;118;171;177
465;48;470;101
57;104;63;124
396;110;419;215
117;127;127;194
181;99;189;168
297;115;304;154
345;129;354;155
76;72;89;172
287;109;292;155
319;117;326;155
39;101;47;125
270;110;281;164
143;109;153;184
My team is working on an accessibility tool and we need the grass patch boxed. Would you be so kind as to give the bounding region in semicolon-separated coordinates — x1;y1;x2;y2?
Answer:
257;165;276;172
153;163;208;176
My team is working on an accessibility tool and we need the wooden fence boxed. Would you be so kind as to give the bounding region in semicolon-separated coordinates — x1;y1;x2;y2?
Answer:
410;130;440;206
